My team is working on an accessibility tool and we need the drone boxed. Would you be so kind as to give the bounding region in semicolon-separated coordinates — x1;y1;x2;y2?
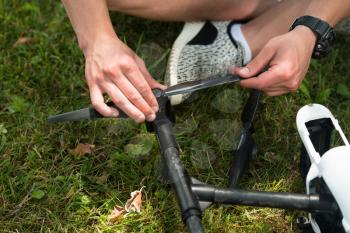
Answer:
49;74;350;233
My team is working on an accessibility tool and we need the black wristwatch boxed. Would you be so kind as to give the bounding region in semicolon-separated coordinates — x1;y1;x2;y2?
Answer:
290;15;336;59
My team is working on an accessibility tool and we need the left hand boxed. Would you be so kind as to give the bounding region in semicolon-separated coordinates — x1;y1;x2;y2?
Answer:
233;26;317;96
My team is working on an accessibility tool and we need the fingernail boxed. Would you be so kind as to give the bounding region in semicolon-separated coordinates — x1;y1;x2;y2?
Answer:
229;66;235;73
146;113;156;122
240;67;250;75
152;106;159;112
136;115;145;123
112;111;119;117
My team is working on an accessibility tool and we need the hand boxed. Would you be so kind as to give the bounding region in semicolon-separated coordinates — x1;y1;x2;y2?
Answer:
83;34;166;122
233;26;317;96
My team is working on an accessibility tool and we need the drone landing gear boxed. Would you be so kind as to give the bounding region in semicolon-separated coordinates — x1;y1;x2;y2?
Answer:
300;118;334;180
298;118;345;233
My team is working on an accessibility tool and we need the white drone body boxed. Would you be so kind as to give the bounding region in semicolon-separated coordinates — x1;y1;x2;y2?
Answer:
297;104;350;233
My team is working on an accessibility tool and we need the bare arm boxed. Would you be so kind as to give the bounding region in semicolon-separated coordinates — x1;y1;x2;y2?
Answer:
61;0;165;122
304;0;350;26
61;0;116;52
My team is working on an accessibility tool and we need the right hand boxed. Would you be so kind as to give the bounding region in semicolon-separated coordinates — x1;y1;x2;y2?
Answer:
83;34;166;123
234;26;316;96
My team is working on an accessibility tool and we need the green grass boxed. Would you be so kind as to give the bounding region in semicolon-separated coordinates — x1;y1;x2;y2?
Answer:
1;1;350;232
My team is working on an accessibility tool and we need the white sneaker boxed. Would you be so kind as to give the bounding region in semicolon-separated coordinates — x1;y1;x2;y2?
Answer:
165;21;246;105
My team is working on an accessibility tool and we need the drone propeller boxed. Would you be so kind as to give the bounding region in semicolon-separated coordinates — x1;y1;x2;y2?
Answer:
161;73;242;97
48;73;243;123
48;101;128;123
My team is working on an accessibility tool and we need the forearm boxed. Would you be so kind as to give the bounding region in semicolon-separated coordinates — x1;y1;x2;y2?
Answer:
61;0;116;53
305;0;350;26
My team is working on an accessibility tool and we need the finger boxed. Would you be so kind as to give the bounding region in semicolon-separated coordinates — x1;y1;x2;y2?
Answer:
264;86;289;94
234;43;275;78
121;60;160;112
102;81;146;123
265;90;288;96
264;87;288;93
136;58;167;90
263;83;289;92
107;71;156;121
146;75;167;90
239;68;283;90
89;85;119;117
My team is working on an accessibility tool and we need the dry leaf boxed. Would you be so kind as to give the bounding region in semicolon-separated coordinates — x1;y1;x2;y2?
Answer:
108;186;145;224
125;186;144;213
69;143;95;156
96;174;108;183
13;37;33;47
107;205;125;223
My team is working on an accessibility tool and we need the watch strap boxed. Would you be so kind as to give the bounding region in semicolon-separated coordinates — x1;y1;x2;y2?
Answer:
290;15;336;59
291;15;335;41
